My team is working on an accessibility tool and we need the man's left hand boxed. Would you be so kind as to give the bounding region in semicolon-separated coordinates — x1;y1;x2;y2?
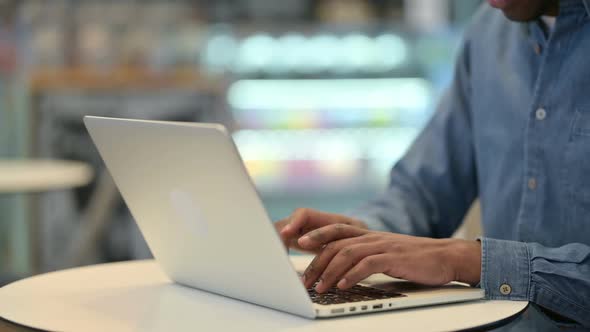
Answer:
297;224;482;293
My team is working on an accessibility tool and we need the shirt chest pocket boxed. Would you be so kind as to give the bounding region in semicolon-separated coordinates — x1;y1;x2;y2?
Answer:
566;108;590;222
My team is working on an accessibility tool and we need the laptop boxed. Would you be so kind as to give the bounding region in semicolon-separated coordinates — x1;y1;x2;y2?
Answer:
84;116;484;319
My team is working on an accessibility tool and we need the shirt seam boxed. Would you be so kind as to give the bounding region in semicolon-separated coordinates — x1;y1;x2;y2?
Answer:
525;243;532;300
534;283;589;315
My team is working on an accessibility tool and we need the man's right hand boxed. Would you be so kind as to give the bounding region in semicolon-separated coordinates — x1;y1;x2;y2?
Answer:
275;208;368;254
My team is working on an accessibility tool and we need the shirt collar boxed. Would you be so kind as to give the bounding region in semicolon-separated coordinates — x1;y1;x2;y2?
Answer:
520;0;590;40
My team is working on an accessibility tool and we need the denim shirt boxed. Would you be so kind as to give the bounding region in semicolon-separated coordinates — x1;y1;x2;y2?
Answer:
351;0;590;327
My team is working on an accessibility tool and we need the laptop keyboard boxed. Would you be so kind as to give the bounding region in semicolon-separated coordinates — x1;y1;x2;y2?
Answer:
307;284;405;305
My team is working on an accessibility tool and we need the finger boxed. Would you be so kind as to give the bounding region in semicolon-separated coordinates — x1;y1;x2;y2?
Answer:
277;214;294;237
274;219;290;247
301;237;361;289
275;218;290;235
287;238;320;254
281;209;345;238
278;214;306;249
315;242;389;293
282;208;327;238
336;254;393;289
298;224;367;250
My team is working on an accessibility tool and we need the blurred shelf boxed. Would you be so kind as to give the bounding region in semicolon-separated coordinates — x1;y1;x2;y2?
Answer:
239;156;407;195
233;127;419;160
29;67;228;93
228;78;433;129
256;183;382;196
259;187;378;198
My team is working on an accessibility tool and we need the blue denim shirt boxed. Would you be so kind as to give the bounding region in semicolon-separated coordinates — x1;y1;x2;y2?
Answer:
351;1;590;327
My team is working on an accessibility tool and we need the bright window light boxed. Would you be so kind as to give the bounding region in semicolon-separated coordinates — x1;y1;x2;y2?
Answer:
339;34;376;71
374;34;408;71
235;34;276;73
202;34;238;71
228;78;431;111
274;33;307;71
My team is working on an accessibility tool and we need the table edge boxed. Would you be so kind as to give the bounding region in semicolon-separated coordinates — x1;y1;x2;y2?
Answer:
0;260;530;332
456;302;529;332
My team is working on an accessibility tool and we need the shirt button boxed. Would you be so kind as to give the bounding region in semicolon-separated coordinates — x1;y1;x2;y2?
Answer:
535;108;546;120
533;43;542;55
528;177;537;190
500;283;512;295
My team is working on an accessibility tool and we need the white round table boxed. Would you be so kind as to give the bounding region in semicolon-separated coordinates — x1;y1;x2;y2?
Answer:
0;159;93;193
0;256;528;332
0;159;94;273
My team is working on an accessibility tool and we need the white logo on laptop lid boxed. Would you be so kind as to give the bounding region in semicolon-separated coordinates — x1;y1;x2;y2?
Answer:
169;189;209;237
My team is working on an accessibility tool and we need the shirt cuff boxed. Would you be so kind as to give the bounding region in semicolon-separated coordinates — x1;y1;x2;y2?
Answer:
479;237;531;301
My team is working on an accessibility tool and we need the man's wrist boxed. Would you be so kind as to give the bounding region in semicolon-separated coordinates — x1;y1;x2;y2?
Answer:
449;239;482;286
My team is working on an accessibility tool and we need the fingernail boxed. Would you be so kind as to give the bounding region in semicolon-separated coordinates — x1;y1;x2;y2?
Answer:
315;279;324;292
301;274;306;283
299;236;310;246
282;224;291;233
337;279;347;289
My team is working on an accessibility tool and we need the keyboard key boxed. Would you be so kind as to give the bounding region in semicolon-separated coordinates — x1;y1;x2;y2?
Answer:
307;283;404;305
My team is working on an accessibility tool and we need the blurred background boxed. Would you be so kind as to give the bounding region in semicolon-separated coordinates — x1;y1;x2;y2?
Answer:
0;0;482;283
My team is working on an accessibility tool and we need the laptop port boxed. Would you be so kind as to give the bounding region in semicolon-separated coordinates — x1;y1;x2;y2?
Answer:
361;305;368;311
331;308;345;314
373;304;383;309
349;307;357;312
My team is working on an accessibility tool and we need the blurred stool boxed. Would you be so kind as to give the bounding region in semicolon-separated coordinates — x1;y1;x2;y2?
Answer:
0;159;94;274
60;169;121;269
0;160;93;193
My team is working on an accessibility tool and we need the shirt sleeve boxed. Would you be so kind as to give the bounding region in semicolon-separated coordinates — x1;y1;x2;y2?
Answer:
349;38;478;238
481;238;590;327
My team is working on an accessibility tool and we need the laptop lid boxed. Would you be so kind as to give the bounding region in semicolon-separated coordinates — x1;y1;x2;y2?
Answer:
84;116;315;318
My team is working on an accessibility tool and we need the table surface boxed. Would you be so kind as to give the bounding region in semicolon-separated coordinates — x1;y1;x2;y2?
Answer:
0;257;528;332
0;159;93;193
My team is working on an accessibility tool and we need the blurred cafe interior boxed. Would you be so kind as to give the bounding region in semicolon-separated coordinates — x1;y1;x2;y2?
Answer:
0;0;482;283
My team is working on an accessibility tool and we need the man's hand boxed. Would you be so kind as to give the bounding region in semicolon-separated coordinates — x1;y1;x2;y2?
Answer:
297;224;482;292
275;209;367;254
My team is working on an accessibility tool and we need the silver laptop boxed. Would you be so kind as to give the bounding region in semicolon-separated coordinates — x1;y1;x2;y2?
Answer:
84;116;484;319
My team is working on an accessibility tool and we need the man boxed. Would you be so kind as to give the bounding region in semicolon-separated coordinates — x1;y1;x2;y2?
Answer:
276;0;590;329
